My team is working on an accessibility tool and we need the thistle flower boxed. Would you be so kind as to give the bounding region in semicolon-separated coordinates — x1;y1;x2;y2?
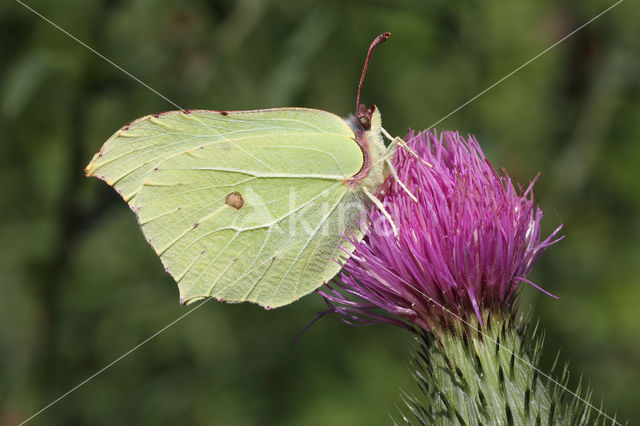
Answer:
317;130;618;425
320;129;563;332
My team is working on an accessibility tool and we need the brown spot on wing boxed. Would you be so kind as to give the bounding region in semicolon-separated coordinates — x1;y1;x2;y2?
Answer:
225;191;244;209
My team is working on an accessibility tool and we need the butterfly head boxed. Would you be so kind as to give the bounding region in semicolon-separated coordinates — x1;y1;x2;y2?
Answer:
356;104;375;131
345;104;381;137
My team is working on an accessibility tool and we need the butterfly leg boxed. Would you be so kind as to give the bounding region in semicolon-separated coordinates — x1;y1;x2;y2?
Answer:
395;137;433;167
381;126;394;142
381;127;433;168
362;187;398;237
380;133;418;202
384;158;418;203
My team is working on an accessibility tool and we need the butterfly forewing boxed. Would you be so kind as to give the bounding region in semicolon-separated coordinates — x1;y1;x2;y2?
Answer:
87;108;367;307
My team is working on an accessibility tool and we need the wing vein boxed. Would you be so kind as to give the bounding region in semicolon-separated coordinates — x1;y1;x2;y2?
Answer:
270;188;350;305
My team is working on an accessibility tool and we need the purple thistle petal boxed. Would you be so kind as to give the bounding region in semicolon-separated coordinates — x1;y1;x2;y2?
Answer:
319;129;563;332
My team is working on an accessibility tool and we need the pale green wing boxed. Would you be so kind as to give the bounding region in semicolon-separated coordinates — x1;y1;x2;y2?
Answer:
86;108;367;308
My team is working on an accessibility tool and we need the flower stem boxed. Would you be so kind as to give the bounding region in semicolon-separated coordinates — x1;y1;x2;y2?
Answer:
399;313;616;425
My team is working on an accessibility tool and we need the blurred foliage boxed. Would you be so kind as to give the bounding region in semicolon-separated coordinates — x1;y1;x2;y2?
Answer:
1;0;638;424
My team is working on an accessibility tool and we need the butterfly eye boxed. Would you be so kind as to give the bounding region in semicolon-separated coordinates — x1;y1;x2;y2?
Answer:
358;115;371;130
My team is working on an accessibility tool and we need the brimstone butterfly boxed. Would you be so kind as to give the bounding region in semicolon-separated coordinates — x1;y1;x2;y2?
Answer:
86;32;414;308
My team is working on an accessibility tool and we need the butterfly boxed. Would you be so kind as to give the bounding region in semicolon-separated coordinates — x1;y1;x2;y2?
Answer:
85;32;418;309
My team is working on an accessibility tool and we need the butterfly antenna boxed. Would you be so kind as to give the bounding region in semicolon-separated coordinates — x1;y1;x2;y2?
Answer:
356;32;390;112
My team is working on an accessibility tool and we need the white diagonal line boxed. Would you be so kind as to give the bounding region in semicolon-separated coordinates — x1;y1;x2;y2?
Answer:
423;0;624;131
18;299;211;425
14;0;624;424
13;0;183;110
377;0;624;179
14;0;277;173
398;274;621;424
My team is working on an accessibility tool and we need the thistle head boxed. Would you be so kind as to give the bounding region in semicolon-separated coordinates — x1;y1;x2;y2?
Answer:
320;129;563;332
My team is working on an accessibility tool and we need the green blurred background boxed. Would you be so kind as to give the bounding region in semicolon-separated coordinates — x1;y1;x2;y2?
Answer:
1;0;638;424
